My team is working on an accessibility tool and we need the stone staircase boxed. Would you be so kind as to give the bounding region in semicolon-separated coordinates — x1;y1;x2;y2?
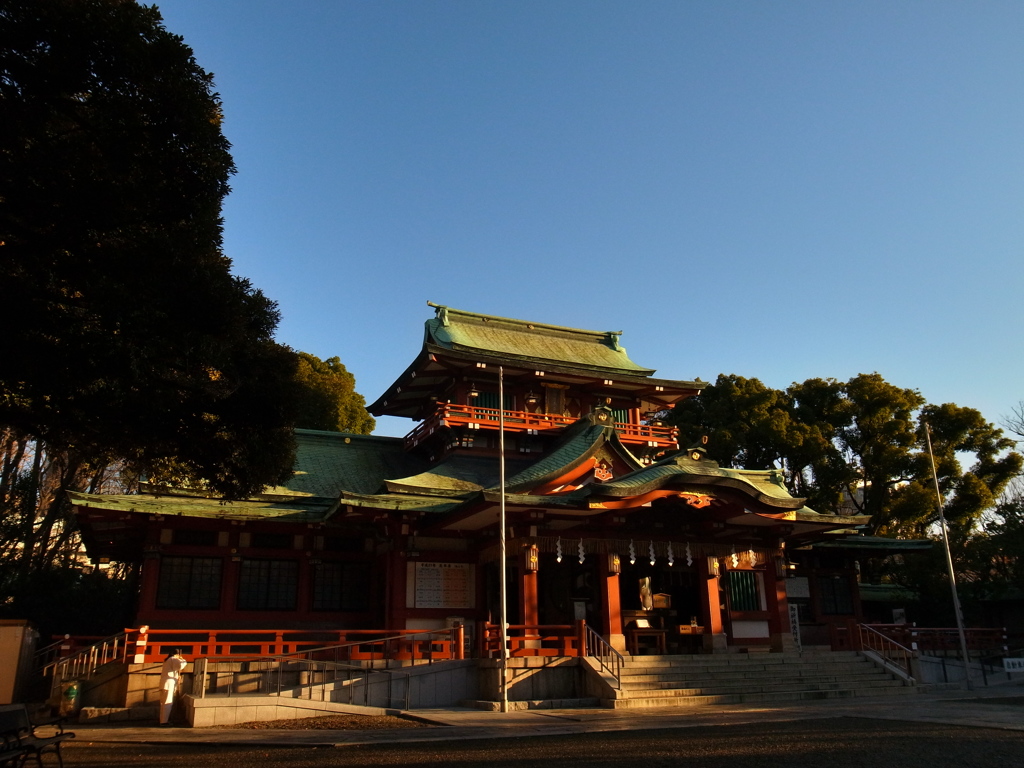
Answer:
605;650;916;709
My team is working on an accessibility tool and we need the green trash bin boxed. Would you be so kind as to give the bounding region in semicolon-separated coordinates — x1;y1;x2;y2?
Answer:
59;680;81;717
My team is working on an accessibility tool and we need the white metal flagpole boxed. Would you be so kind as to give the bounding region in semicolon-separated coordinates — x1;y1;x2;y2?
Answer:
498;365;509;712
924;421;973;689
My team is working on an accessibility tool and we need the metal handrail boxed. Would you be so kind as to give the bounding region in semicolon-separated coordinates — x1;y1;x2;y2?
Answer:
858;623;915;680
584;624;623;689
193;626;465;707
194;653;413;709
42;630;130;682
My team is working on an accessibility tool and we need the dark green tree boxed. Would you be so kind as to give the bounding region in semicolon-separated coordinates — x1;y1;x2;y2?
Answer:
293;352;376;434
668;373;1021;538
0;0;298;498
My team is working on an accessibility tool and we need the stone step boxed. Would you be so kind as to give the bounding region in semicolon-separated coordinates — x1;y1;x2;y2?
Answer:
620;659;881;674
605;684;919;710
622;650;862;663
620;671;897;687
620;665;885;682
619;677;907;697
620;661;869;674
618;659;868;671
598;650;915;710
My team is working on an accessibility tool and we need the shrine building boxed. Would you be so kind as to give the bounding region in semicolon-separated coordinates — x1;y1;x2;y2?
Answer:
71;304;876;657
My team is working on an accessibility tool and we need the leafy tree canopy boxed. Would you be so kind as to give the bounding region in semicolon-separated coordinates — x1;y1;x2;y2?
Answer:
668;373;1021;539
0;0;298;497
293;352;376;434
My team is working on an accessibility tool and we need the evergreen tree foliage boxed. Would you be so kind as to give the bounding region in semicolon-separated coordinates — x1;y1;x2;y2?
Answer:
293;353;376;434
669;373;1021;538
0;0;299;498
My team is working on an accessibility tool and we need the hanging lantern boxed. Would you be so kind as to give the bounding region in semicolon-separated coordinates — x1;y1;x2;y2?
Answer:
556;537;562;563
608;553;621;574
526;544;539;572
629;540;636;565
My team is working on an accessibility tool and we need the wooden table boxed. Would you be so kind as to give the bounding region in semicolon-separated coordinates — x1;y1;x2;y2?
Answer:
627;628;667;655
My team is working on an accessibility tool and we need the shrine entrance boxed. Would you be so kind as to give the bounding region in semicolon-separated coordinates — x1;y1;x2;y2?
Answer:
537;555;600;628
619;559;704;654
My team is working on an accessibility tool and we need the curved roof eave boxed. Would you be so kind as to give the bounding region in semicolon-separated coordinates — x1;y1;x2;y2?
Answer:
591;457;806;510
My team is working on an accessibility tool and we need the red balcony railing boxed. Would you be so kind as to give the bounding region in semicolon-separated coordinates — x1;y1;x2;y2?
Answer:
404;403;678;450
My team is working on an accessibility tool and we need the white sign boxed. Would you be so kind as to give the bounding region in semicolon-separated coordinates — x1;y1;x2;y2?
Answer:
1003;657;1024;673
785;577;810;599
412;562;475;609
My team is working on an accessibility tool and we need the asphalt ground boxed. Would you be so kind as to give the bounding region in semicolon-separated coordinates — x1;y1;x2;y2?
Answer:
61;685;1024;768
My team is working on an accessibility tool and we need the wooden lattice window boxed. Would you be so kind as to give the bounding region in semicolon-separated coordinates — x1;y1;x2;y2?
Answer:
817;575;854;615
156;556;222;610
237;559;298;611
728;570;764;612
312;562;371;612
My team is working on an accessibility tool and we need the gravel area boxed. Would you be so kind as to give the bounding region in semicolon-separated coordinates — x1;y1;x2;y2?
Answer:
215;714;429;730
65;718;1024;768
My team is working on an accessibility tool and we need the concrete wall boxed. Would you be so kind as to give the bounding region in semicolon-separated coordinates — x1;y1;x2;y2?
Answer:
477;657;584;702
184;695;396;727
915;654;1021;686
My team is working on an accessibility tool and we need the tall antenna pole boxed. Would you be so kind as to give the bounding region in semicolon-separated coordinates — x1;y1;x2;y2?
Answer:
498;365;509;712
924;421;973;689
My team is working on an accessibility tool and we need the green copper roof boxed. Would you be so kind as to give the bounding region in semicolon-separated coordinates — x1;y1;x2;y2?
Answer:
811;536;933;552
386;454;534;496
425;303;656;376
265;429;428;497
502;413;643;493
339;491;464;514
593;450;805;509
68;491;332;522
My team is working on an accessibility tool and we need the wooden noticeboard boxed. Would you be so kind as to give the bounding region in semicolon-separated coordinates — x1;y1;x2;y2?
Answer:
409;562;476;609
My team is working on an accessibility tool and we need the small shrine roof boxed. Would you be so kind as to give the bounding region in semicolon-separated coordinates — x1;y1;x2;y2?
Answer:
808;535;934;553
68;491;333;522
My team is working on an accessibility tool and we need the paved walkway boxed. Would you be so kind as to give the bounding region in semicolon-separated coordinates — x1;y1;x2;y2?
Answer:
69;683;1024;748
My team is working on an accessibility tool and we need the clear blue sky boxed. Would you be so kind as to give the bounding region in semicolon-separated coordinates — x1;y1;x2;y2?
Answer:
155;1;1024;439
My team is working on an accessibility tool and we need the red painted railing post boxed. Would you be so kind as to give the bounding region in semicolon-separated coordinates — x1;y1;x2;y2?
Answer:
454;624;465;660
132;626;149;664
576;620;587;657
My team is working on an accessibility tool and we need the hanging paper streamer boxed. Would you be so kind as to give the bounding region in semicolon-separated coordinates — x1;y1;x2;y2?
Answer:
556;537;562;563
730;546;739;568
649;540;656;566
747;549;756;566
685;542;693;567
667;542;675;567
629;540;636;565
578;538;585;564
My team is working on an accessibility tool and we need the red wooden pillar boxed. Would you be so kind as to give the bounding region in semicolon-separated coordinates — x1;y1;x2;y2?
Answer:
598;552;625;652
698;556;727;652
763;557;794;652
519;545;538;627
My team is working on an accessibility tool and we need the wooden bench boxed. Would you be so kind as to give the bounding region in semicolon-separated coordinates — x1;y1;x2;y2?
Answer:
0;704;75;768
